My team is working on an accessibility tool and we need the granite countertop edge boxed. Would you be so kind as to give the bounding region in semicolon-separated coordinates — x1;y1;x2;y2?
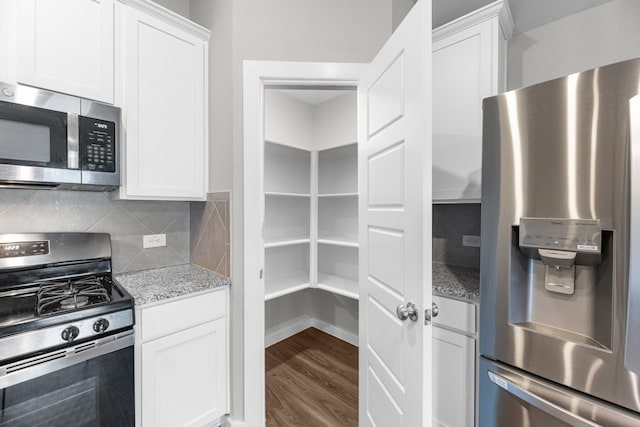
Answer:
115;263;231;306
432;263;480;305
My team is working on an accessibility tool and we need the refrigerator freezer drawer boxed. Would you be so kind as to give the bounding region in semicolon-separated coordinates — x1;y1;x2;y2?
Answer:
479;357;640;427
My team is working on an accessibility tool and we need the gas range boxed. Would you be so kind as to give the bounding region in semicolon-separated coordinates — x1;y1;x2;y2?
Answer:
0;233;134;363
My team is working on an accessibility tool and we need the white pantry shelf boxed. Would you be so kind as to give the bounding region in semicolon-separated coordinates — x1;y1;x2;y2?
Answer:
265;273;310;301
316;274;359;300
264;191;311;198
317;237;359;248
264;238;311;249
317;192;358;198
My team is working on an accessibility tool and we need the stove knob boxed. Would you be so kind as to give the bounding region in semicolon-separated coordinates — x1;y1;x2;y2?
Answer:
93;318;110;333
61;326;80;342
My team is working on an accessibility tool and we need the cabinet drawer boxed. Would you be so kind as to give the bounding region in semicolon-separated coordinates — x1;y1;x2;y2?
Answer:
433;295;476;335
141;288;227;342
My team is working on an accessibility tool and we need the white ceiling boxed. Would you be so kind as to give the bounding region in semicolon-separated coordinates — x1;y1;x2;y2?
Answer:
433;0;612;34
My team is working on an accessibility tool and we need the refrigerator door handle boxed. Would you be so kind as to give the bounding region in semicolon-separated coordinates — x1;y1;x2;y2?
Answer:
487;371;600;427
626;94;640;375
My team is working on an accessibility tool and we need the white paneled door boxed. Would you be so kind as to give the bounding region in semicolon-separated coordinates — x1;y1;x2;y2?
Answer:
358;0;432;425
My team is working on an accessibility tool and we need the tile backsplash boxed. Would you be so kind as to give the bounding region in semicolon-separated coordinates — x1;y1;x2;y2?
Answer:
0;189;189;273
433;203;481;269
189;192;231;277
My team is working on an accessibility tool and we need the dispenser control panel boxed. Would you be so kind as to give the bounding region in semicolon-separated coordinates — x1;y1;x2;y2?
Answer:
519;218;601;253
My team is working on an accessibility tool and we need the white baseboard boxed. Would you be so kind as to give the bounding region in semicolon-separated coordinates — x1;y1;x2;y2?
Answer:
311;318;359;347
265;316;359;347
265;316;312;347
222;418;245;427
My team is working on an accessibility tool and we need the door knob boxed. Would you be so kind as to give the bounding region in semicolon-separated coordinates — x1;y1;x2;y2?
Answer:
397;302;418;321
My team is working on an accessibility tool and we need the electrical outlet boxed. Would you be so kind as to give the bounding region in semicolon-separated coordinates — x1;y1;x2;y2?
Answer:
143;234;166;248
462;235;481;248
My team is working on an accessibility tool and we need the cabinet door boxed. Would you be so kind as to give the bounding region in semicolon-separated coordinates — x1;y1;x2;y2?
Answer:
119;6;207;200
432;20;494;202
432;327;475;427
18;0;114;103
141;319;228;427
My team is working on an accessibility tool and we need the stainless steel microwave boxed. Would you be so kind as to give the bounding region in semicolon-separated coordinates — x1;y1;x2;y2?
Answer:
0;82;120;191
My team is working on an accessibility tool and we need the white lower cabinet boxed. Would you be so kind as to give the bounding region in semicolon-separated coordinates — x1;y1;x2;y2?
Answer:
432;295;477;427
137;288;229;427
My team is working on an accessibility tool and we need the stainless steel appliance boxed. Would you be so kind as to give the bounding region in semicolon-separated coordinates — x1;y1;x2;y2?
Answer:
0;82;119;190
479;58;640;425
0;233;134;426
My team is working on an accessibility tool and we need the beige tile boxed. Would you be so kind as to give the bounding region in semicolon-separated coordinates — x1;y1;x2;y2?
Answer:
190;194;231;277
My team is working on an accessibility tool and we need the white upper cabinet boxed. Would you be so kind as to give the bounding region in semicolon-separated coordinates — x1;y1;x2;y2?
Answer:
0;0;115;103
115;1;209;200
432;0;513;202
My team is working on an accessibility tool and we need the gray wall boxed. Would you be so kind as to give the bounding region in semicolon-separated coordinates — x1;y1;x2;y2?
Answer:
152;0;190;18
392;0;415;30
508;0;640;90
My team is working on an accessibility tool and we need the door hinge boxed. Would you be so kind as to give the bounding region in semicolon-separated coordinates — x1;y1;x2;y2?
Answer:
259;268;263;279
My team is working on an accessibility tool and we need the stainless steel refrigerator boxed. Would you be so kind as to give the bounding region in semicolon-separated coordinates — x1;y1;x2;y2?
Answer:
479;58;640;426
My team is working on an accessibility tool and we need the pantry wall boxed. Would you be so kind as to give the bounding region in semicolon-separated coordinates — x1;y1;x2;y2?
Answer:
263;88;359;347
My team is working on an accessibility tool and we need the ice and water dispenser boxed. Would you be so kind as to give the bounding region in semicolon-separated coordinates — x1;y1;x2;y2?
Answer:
509;218;613;350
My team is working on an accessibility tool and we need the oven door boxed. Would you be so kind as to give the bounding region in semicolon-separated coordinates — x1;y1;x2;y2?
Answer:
0;331;134;427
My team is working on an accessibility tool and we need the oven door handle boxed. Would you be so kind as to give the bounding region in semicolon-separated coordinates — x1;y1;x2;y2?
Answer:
487;371;600;427
0;330;133;390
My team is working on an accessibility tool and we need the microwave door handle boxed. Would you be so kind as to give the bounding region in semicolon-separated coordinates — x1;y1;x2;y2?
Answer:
67;113;79;169
487;371;600;427
626;94;640;375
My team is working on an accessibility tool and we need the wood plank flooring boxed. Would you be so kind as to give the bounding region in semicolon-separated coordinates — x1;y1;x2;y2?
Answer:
265;328;358;427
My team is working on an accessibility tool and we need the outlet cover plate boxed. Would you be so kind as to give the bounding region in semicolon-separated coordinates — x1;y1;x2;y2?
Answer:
143;234;166;248
462;235;481;247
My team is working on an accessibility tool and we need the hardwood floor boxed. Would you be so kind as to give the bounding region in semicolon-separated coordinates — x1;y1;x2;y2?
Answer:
265;328;358;427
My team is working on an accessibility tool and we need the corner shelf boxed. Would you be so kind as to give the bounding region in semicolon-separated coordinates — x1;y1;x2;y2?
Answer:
318;192;358;198
317;237;358;248
316;274;359;300
264;141;311;195
265;191;311;198
265;238;311;248
265;273;310;301
264;138;358;301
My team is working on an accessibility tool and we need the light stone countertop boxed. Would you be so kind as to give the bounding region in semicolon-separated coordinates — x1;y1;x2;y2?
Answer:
115;263;230;305
432;263;480;304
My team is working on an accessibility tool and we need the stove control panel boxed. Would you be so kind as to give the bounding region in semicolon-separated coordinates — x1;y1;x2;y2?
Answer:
0;240;49;258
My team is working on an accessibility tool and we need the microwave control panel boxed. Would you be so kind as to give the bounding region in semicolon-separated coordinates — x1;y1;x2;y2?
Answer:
79;116;116;172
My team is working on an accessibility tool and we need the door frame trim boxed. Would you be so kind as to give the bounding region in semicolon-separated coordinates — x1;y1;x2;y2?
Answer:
242;60;366;426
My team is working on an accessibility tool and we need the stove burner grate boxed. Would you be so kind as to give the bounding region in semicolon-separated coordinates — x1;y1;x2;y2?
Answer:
36;276;111;315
